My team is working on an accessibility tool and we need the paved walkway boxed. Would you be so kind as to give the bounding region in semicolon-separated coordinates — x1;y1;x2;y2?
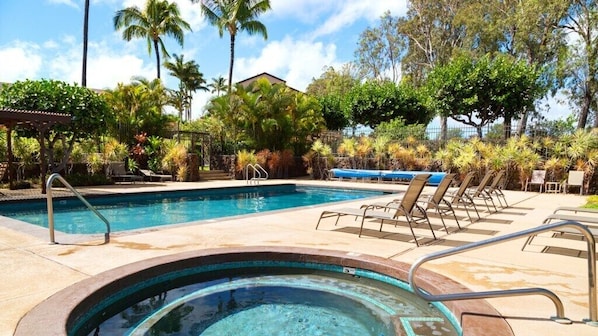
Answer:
0;179;596;335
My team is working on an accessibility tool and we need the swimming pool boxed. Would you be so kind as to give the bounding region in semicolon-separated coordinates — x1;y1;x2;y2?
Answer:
0;185;387;234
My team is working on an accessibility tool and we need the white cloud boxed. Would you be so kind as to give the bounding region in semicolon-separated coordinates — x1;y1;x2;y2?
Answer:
48;0;79;9
43;40;60;49
0;43;43;82
0;34;154;89
269;0;408;37
311;1;408;39
56;38;155;88
234;36;339;91
268;0;338;23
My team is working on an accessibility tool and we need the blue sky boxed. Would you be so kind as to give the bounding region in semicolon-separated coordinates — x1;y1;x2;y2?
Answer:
0;0;569;123
0;0;408;119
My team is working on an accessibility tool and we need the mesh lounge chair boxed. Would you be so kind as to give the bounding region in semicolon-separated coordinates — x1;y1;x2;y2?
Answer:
521;207;598;251
466;170;498;213
485;170;508;209
316;174;435;246
419;173;461;233
524;170;546;193
562;170;584;195
139;169;172;182
373;173;461;234
447;172;480;222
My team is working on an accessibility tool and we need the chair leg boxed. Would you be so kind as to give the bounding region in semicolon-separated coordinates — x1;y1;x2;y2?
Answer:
358;217;368;237
521;235;535;251
443;200;462;230
436;208;450;234
315;213;326;229
403;214;421;247
488;196;498;213
464;195;481;219
424;214;437;240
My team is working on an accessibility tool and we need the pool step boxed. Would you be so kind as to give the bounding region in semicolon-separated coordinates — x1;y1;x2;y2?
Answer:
198;170;233;181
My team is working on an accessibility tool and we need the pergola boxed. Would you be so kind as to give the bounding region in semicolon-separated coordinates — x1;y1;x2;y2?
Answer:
0;108;72;190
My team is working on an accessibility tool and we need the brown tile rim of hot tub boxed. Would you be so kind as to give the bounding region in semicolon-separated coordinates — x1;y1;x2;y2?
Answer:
14;246;514;336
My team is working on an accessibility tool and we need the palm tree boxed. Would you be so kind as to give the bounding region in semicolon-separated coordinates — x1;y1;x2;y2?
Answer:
81;0;90;87
114;0;191;79
196;0;271;93
131;76;169;111
208;76;228;96
164;54;208;120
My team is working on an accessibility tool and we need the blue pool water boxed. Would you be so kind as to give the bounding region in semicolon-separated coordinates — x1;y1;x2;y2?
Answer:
75;261;461;336
0;184;387;234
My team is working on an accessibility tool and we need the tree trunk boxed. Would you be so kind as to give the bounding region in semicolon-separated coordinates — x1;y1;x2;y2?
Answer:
6;124;14;184
228;33;235;94
578;89;591;129
440;116;447;142
81;0;89;87
154;39;161;79
516;109;528;136
503;117;512;139
39;129;48;194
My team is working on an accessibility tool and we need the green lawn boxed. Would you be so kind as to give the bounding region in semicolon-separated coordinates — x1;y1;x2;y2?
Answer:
584;195;598;209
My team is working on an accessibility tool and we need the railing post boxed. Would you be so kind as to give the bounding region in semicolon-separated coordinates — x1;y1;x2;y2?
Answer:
408;220;597;326
46;181;56;244
45;173;110;244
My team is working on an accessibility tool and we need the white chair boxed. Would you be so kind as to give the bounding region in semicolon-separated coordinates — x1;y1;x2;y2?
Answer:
524;170;546;192
562;170;584;195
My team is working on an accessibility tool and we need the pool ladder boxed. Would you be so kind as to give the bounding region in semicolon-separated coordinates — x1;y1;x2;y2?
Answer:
245;164;268;184
409;220;597;326
46;173;110;244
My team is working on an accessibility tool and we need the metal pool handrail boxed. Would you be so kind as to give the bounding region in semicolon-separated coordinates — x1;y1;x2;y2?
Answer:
245;163;268;184
408;220;597;326
46;173;110;244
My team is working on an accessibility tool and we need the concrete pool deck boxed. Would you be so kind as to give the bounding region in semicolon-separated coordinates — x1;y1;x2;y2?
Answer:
0;179;596;335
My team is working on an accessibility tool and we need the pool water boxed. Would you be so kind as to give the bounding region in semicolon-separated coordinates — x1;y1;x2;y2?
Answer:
76;263;460;336
0;185;386;234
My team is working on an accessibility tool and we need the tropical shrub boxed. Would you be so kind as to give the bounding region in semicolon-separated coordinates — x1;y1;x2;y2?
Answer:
303;140;333;179
235;149;257;174
162;139;188;181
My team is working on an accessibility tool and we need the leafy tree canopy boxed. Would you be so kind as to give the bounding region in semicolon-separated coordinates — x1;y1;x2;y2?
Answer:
0;79;109;138
344;80;433;128
355;11;405;82
0;79;111;182
426;53;544;137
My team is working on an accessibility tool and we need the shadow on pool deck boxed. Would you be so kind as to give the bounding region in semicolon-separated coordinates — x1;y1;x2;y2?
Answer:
1;179;597;336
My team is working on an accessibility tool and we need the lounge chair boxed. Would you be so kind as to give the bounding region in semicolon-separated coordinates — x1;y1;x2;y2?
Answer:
466;170;498;213
447;172;480;222
562;170;584;195
373;173;461;234
485;170;508;208
108;162;143;183
521;208;598;251
315;174;435;246
139;169;172;182
524;170;546;193
418;173;462;233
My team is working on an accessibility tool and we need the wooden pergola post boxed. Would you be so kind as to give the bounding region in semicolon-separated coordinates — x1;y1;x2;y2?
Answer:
0;109;71;193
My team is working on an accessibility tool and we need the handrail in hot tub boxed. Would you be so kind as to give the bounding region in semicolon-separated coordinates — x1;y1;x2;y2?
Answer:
409;220;597;326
